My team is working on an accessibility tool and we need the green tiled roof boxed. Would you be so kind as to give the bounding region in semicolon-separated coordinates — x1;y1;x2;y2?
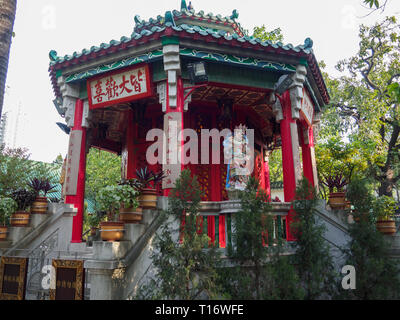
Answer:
49;23;312;67
49;4;329;105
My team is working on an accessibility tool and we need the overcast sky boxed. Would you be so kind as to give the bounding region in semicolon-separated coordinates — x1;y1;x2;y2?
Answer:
2;0;400;163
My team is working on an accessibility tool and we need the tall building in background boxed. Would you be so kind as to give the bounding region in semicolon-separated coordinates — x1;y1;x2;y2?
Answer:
0;111;7;145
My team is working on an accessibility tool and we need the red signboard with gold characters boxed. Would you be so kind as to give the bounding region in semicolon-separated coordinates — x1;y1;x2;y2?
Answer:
87;64;152;110
0;257;28;300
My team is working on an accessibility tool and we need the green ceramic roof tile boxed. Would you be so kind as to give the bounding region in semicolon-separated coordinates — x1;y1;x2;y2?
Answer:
48;8;329;104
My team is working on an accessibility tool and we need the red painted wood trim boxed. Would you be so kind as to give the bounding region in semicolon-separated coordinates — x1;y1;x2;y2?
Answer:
87;63;153;110
65;99;87;243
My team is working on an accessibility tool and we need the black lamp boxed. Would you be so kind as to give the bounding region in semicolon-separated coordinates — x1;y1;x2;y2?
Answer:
274;74;294;95
187;61;208;84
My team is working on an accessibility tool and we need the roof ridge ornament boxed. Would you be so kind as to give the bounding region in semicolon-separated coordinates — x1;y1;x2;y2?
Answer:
230;9;239;20
134;15;144;26
49;50;58;62
165;11;176;27
304;37;313;50
181;0;187;11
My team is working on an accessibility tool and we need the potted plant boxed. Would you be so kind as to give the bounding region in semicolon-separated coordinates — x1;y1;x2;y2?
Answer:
321;173;349;210
135;167;165;209
117;180;141;223
0;197;17;241
87;211;106;237
96;185;126;241
374;196;397;235
10;189;37;227
28;178;56;214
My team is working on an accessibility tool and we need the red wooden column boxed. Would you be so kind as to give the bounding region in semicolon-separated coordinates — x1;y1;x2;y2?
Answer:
301;125;318;188
65;99;87;243
124;110;138;180
279;90;302;241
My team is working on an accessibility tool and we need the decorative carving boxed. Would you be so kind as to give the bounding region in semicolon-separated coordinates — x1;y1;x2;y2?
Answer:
25;230;58;300
57;77;79;128
163;44;181;109
289;65;307;120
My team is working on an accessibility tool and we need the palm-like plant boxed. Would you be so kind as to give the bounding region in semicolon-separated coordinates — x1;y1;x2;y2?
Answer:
28;178;56;197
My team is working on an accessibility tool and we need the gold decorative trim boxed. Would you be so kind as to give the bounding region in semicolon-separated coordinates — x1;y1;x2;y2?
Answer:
49;259;84;300
0;257;28;300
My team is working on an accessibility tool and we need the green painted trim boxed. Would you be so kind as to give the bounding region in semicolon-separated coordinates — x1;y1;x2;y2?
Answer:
299;57;308;67
64;50;163;83
55;70;63;79
79;85;88;99
162;36;180;46
180;48;296;73
200;61;279;89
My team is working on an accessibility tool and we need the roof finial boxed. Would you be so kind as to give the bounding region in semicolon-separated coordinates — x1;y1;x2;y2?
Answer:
188;1;194;10
230;9;239;20
181;0;187;11
304;38;313;50
49;50;58;62
134;15;143;25
165;11;176;27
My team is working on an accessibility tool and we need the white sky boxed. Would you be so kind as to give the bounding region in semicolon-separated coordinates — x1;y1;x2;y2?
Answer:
3;0;400;163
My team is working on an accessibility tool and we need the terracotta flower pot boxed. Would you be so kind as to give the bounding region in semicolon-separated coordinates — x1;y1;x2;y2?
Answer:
139;188;157;209
376;218;397;235
0;226;8;241
119;206;143;224
10;211;30;227
31;196;48;214
328;192;347;210
100;221;125;241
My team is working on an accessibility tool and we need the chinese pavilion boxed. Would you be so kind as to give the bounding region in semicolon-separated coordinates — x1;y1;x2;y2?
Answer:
48;1;329;245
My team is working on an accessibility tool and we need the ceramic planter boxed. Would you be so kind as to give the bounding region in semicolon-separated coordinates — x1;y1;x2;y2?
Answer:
0;226;8;241
376;218;397;235
10;211;30;227
139;188;157;209
328;192;347;210
31;196;48;214
119;206;143;224
100;221;125;241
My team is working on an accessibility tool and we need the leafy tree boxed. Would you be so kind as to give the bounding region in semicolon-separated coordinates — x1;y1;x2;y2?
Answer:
340;178;400;299
219;177;302;299
268;148;283;184
316;136;368;199
252;25;284;43
291;178;337;299
137;169;222;300
322;17;400;198
0;144;31;196
85;148;121;211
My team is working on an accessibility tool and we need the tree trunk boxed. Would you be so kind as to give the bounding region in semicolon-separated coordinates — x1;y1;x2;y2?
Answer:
378;178;394;197
0;0;17;121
